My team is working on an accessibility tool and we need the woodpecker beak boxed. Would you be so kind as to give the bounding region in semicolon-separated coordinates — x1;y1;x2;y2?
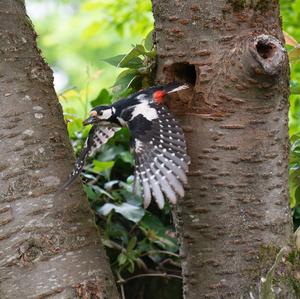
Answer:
83;110;98;126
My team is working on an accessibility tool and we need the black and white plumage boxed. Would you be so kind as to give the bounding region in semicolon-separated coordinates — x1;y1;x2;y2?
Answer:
60;82;190;209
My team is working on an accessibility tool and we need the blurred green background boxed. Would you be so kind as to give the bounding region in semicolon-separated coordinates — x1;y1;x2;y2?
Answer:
27;0;153;92
26;0;300;297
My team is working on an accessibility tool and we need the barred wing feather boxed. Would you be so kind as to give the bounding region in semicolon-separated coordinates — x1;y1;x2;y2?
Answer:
128;104;189;209
58;126;120;192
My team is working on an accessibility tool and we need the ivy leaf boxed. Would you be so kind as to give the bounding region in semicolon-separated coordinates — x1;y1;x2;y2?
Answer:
98;202;145;223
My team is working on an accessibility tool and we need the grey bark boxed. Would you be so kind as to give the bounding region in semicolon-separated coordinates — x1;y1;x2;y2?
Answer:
0;1;119;298
152;0;294;298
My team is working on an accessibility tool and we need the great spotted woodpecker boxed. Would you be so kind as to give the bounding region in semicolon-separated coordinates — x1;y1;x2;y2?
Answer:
60;82;190;209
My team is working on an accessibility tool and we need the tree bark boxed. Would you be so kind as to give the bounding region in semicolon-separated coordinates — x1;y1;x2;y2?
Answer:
152;0;294;298
0;1;119;298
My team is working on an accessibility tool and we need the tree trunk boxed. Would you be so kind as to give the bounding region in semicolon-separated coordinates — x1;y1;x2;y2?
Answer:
0;1;119;298
152;0;294;298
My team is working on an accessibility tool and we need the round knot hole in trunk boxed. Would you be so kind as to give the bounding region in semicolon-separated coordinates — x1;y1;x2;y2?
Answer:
256;40;276;59
249;35;287;76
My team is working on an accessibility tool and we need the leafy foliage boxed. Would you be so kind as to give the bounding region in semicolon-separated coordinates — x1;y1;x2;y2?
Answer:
27;0;180;289
104;31;156;99
56;27;181;290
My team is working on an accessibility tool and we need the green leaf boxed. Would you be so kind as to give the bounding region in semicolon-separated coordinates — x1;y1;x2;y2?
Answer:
103;54;126;67
105;46;145;70
97;144;125;161
92;185;114;199
92;160;115;173
91;89;112;107
118;151;134;164
127;236;137;252
144;30;153;51
118;45;145;68
293;206;300;219
121;57;144;69
67;119;83;139
83;185;98;201
98;202;145;223
140;212;178;252
140;212;166;233
291;139;300;154
128;259;135;273
295;186;300;206
117;253;127;266
113;69;138;94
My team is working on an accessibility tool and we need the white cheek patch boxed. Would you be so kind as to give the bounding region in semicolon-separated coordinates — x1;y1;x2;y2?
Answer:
101;109;113;119
131;101;158;121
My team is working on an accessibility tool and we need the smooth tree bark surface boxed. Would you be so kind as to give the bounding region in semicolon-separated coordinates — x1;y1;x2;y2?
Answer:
152;0;294;298
0;1;119;298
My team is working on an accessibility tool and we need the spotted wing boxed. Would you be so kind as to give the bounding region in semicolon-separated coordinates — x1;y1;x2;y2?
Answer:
128;104;189;209
57;125;120;192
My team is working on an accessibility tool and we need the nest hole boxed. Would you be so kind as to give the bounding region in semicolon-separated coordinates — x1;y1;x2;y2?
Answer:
166;63;196;86
256;40;276;59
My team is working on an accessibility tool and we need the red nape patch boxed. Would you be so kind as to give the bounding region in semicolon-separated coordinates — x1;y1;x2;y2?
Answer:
153;90;166;104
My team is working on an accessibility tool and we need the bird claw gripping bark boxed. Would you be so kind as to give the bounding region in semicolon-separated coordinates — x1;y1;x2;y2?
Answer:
59;82;190;209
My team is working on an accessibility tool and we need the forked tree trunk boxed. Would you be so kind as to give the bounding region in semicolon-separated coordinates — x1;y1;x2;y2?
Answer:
152;0;294;298
0;1;119;298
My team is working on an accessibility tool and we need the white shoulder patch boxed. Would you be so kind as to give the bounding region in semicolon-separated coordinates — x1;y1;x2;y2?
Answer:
117;116;127;126
136;93;147;101
130;101;158;121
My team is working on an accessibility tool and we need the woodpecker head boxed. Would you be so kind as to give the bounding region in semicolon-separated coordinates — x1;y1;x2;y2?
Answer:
83;106;115;126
